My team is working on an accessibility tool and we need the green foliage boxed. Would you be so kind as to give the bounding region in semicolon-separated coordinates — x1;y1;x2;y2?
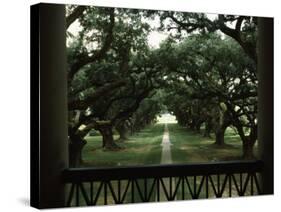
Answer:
66;5;258;160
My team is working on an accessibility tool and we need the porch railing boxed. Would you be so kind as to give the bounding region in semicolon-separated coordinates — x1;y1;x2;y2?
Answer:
62;160;263;207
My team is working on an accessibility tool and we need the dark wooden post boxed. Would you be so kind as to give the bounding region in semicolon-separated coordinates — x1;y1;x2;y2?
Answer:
31;3;68;208
258;17;274;195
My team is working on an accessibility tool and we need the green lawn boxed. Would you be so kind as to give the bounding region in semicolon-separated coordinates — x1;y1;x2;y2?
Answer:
82;122;257;167
82;123;163;167
72;122;258;206
76;124;164;205
168;123;258;163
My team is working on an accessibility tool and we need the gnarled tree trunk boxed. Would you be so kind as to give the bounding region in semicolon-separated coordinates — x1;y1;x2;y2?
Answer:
68;123;96;167
195;121;202;134
203;119;212;138
212;106;230;146
214;125;227;146
69;134;87;167
242;138;255;159
189;119;196;130
96;121;120;150
241;126;257;159
116;122;128;141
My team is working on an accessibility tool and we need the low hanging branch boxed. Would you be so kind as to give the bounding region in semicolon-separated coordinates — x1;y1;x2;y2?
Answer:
112;86;155;124
68;80;127;110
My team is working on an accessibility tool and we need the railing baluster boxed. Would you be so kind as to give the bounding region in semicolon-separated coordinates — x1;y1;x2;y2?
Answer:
147;178;157;201
144;178;147;201
182;176;185;200
160;178;170;200
93;182;104;205
90;181;93;205
205;175;209;199
240;173;243;193
76;183;79;206
107;181;118;204
118;180;121;203
169;177;172;199
131;179;135;203
157;178;160;201
253;173;261;194
121;180;131;203
250;173;254;195
79;183;90;205
66;183;75;207
193;175;197;199
209;175;218;197
219;175;228;197
62;160;263;206
171;177;181;200
242;173;251;195
135;179;145;202
185;176;194;198
217;174;220;196
229;174;232;197
104;182;107;205
232;174;242;196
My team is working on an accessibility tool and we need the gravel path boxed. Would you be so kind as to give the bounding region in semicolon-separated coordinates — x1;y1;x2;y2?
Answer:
157;123;176;201
160;123;173;164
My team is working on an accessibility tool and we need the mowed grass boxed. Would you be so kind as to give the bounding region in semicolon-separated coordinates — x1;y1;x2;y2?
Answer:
167;123;259;200
82;124;164;167
168;123;258;163
73;124;164;206
82;122;258;167
68;122;259;206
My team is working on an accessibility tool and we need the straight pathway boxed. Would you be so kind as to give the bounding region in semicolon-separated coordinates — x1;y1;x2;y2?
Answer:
160;123;173;164
157;123;177;201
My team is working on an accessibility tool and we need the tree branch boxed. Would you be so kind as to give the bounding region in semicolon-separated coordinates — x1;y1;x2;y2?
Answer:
68;8;115;82
112;86;154;124
218;15;257;63
68;80;126;110
66;6;86;29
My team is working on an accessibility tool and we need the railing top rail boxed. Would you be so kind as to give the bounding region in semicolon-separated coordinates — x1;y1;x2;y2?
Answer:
62;160;263;183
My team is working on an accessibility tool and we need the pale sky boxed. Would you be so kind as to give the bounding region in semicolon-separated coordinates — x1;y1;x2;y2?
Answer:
67;15;169;48
157;113;177;124
67;13;226;49
145;16;168;48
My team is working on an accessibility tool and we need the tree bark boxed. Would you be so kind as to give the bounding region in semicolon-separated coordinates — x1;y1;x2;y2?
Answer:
189;119;196;130
68;80;126;110
116;123;128;141
66;6;86;29
195;121;202;133
242;138;255;159
69;134;87;167
68;123;95;167
96;122;120;150
203;120;212;138
214;125;227;146
227;106;257;159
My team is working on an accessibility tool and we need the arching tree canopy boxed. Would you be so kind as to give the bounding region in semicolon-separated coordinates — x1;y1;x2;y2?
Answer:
66;5;258;167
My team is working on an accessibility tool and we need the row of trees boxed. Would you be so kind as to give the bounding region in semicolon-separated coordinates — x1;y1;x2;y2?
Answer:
66;6;167;167
161;16;257;159
66;6;258;167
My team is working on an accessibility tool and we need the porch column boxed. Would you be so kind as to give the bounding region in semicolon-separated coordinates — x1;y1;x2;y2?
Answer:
31;3;68;208
258;17;274;195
